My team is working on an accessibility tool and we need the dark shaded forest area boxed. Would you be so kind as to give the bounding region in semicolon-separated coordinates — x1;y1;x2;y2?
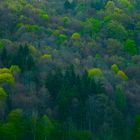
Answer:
0;0;140;140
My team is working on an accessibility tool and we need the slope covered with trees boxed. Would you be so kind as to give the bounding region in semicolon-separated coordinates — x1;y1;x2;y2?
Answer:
0;0;140;140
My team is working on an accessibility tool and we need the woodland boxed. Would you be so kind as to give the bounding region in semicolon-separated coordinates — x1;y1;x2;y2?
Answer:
0;0;140;140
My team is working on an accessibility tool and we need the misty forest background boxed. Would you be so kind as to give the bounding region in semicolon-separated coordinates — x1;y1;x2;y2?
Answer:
0;0;140;140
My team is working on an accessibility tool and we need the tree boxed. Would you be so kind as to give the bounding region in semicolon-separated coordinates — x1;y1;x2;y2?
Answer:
12;44;35;72
107;21;127;41
71;32;81;40
91;0;108;10
105;1;116;13
88;68;103;78
117;70;128;81
89;18;102;37
0;109;27;140
133;115;140;140
45;69;63;100
0;88;7;100
64;0;76;9
39;10;49;20
57;34;67;45
115;85;126;111
1;47;8;67
37;115;54;140
0;122;18;140
41;54;52;60
124;39;137;55
0;73;15;85
81;18;102;38
75;130;92;140
10;65;21;74
0;88;7;120
111;64;119;73
118;0;133;11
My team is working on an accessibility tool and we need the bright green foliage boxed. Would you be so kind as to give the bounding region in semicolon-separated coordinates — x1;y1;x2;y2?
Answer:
124;39;137;55
89;18;102;35
133;115;140;140
0;68;11;74
0;109;27;140
57;34;67;44
71;32;81;39
10;65;21;74
6;109;26;139
0;73;14;85
111;64;119;73
0;68;15;85
88;68;103;77
115;85;126;110
0;88;7;100
82;18;102;37
111;65;128;81
62;16;71;26
37;115;54;140
117;70;128;81
39;10;49;20
41;54;52;60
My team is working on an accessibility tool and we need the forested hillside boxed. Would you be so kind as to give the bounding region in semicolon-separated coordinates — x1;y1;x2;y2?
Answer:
0;0;140;140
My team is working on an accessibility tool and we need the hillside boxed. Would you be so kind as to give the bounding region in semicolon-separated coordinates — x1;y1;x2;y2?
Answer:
0;0;140;140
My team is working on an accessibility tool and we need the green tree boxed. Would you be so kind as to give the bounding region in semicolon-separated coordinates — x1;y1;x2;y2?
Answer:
111;64;120;73
0;109;27;140
64;0;76;9
71;32;81;40
115;85;126;110
37;115;54;140
88;68;103;78
0;122;18;140
10;65;21;74
91;0;108;10
0;88;7;120
12;44;35;72
107;21;127;41
81;18;102;38
57;34;67;45
117;70;128;81
75;130;92;140
124;39;137;55
0;73;14;85
0;88;7;100
133;115;140;140
1;47;8;67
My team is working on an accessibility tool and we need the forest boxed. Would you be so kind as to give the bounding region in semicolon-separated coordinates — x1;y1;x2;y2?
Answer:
0;0;140;140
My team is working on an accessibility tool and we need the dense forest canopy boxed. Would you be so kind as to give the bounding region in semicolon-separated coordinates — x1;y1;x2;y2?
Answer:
0;0;140;140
